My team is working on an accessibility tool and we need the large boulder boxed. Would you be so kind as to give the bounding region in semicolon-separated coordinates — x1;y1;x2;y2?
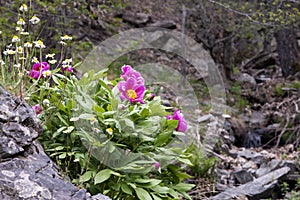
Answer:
0;87;110;200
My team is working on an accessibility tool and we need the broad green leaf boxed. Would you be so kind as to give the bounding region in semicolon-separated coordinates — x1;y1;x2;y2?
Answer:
58;152;66;159
177;158;193;166
94;169;112;184
172;183;195;192
151;185;170;194
134;187;152;200
79;171;93;183
121;182;132;195
134;179;162;188
52;126;67;138
167;119;179;130
155;131;173;146
151;193;162;200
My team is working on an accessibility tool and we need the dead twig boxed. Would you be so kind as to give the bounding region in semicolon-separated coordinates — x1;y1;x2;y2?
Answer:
275;117;290;147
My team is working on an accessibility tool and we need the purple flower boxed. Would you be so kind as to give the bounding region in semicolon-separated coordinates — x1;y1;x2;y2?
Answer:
29;62;50;79
121;65;144;85
61;66;73;73
148;93;155;101
32;104;42;115
153;162;160;169
166;110;187;132
118;77;145;104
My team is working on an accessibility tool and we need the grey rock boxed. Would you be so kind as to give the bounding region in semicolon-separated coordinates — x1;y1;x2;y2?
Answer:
122;12;151;27
0;86;110;200
198;114;213;123
238;73;256;85
211;167;290;200
255;159;281;177
233;170;254;184
148;20;177;29
237;149;263;160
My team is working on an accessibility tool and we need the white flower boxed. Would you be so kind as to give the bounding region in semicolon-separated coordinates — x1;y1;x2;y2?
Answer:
20;31;29;35
31;57;39;63
17;46;24;54
0;31;2;34
33;40;45;48
42;70;52;77
29;16;40;24
17;18;25;25
43;99;50;107
16;27;24;31
59;41;66;46
3;49;15;55
48;60;57;64
106;128;113;135
0;60;5;65
62;58;72;65
12;35;20;43
19;4;28;12
14;63;21;68
46;53;55;59
61;35;72;41
24;42;33;48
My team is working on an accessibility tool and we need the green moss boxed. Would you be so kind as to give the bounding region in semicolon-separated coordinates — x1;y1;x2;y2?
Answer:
275;84;284;96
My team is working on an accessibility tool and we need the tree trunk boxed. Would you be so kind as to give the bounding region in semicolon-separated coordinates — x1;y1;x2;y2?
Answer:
275;28;299;77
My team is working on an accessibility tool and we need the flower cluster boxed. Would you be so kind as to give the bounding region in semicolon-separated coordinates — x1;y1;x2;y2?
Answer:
117;65;187;132
29;62;50;79
166;110;187;132
117;65;145;104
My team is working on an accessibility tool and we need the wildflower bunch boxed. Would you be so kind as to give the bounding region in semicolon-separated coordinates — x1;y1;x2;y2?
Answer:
0;3;74;103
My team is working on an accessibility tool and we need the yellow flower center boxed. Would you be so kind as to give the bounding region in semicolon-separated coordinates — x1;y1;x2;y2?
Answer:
126;89;137;100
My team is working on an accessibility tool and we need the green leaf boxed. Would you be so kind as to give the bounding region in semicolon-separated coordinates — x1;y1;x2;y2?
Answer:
134;187;152;200
172;183;195;192
52;74;64;87
55;113;69;126
155;131;173;146
58;152;66;159
151;185;170;194
62;126;74;134
52;126;67;138
151;193;162;200
149;98;167;116
167;119;179;130
94;169;112;184
79;171;93;183
177;158;193;166
121;182;133;195
134;179;162;188
122;118;135;129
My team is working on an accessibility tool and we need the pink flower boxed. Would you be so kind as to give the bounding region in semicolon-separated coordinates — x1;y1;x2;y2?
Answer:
29;62;50;79
121;65;144;85
153;162;160;169
166;110;187;132
32;104;42;115
118;77;145;104
62;66;73;73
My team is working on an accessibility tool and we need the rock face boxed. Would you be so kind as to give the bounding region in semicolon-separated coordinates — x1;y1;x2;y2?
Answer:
0;87;110;200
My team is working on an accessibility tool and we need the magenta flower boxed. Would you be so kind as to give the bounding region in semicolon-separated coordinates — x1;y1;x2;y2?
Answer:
166;110;187;132
29;62;50;79
32;104;42;115
62;66;73;73
153;162;160;169
118;77;145;104
121;65;144;84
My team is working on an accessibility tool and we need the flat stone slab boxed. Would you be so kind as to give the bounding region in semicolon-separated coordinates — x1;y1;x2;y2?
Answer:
211;167;290;200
